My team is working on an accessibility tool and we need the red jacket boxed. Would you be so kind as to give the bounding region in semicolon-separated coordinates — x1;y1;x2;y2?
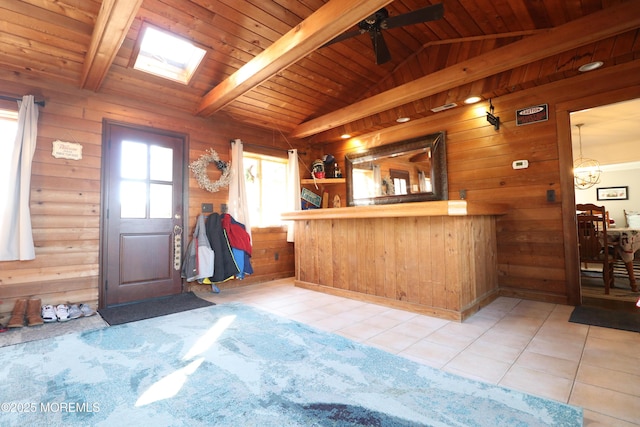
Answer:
221;214;252;256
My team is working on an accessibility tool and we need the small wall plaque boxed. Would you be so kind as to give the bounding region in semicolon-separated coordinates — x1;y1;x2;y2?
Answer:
516;104;548;126
52;140;82;160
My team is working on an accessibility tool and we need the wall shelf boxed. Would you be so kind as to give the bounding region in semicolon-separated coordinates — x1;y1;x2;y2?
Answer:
301;178;345;184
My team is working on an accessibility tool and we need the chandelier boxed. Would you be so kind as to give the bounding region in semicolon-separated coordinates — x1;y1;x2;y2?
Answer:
573;123;601;190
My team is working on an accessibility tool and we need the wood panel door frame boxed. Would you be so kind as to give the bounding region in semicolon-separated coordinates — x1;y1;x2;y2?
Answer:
557;86;640;306
98;119;189;309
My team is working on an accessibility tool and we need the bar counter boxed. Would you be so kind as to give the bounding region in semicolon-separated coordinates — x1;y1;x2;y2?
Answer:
282;201;509;321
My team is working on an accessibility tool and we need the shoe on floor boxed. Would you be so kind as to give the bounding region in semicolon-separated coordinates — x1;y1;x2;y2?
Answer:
26;299;44;327
78;304;96;317
8;299;27;328
41;305;57;323
68;304;82;320
55;304;70;322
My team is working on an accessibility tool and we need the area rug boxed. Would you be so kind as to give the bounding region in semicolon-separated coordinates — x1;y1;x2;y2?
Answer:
0;303;582;426
569;305;640;332
97;291;214;325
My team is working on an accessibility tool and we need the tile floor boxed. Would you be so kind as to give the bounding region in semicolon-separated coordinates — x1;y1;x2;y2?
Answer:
1;277;638;426
204;278;639;426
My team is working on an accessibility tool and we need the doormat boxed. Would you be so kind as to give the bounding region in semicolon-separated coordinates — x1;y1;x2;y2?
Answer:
98;292;214;326
569;305;640;333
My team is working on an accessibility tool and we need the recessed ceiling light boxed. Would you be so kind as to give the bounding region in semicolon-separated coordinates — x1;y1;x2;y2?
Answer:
578;61;603;72
396;117;410;123
341;134;351;139
464;96;482;104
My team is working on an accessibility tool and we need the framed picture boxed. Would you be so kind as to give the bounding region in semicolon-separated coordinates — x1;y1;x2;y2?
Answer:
596;186;629;201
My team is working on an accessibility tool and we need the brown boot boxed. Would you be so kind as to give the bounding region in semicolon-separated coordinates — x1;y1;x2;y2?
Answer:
7;299;27;328
26;299;43;326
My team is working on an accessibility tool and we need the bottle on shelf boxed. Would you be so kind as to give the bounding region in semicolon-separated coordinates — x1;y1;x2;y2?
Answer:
334;163;342;178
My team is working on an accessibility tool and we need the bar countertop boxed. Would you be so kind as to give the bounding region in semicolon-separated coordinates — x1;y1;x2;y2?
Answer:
281;200;509;220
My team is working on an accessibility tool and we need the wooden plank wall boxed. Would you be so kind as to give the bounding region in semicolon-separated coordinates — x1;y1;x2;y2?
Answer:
0;74;295;320
324;61;640;305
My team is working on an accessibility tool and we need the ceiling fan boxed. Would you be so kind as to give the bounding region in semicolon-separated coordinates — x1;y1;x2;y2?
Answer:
323;3;444;65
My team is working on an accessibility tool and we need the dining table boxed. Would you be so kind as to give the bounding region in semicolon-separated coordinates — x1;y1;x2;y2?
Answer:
606;228;640;291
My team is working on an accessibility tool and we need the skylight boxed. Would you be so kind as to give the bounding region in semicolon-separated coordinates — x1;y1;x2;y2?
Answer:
133;26;206;85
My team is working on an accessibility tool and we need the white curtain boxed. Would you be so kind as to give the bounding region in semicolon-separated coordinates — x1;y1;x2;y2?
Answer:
229;139;251;240
285;149;300;242
0;95;38;261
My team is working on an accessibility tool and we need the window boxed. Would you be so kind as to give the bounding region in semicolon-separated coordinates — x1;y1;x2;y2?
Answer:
0;109;18;227
243;152;288;227
133;25;206;84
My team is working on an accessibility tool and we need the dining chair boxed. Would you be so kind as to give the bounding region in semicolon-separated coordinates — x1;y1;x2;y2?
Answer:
576;203;616;294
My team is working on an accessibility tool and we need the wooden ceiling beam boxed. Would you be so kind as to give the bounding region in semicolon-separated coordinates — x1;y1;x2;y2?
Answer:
81;0;143;91
195;0;393;117
290;1;640;139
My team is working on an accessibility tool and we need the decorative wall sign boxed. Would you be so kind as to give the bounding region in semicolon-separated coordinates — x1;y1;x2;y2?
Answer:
52;140;83;160
516;104;548;126
597;186;628;201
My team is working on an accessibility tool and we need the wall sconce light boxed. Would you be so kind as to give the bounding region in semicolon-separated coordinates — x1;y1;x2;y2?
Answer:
486;99;500;130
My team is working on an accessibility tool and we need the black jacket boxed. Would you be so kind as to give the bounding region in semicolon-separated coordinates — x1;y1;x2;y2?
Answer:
205;213;240;283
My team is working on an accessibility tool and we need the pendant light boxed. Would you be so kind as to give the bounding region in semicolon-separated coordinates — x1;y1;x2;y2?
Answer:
573;123;601;189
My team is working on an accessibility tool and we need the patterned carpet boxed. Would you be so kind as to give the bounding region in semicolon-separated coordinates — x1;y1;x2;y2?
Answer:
0;303;582;426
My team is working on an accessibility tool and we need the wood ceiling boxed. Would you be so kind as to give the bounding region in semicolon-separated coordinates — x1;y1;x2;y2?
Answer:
1;0;639;144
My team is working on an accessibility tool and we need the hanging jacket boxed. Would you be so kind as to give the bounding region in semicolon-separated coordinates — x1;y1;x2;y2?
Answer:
195;214;214;281
222;214;252;255
222;214;253;278
205;213;239;283
181;214;214;282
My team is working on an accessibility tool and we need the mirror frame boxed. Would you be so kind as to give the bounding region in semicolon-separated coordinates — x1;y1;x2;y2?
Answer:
345;131;448;206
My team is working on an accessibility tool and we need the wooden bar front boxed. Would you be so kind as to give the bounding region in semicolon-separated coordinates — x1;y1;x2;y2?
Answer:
282;201;508;321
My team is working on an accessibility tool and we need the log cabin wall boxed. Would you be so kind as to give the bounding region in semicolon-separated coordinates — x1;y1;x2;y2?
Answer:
0;74;295;320
322;61;640;306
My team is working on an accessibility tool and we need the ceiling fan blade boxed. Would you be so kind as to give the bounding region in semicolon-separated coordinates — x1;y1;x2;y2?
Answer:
322;29;364;48
383;3;444;30
369;30;391;65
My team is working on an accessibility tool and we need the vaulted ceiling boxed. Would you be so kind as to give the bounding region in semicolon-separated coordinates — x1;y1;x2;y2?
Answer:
1;0;639;144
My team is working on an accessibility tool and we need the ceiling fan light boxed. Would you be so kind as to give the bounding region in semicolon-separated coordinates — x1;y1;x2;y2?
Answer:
578;61;603;72
464;96;481;104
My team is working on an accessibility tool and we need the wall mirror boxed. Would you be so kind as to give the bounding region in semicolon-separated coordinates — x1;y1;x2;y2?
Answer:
345;131;447;206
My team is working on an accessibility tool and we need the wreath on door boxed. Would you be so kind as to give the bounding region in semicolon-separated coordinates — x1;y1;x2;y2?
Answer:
189;148;231;193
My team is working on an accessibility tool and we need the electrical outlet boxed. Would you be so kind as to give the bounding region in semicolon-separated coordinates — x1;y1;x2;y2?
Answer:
274;252;279;261
546;189;556;202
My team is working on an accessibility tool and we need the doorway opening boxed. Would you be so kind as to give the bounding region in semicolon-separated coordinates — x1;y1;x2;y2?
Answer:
571;98;640;310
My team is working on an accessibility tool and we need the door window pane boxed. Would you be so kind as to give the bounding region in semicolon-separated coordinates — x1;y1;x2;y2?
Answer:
150;183;172;218
150;145;173;181
121;181;147;218
121;141;148;179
